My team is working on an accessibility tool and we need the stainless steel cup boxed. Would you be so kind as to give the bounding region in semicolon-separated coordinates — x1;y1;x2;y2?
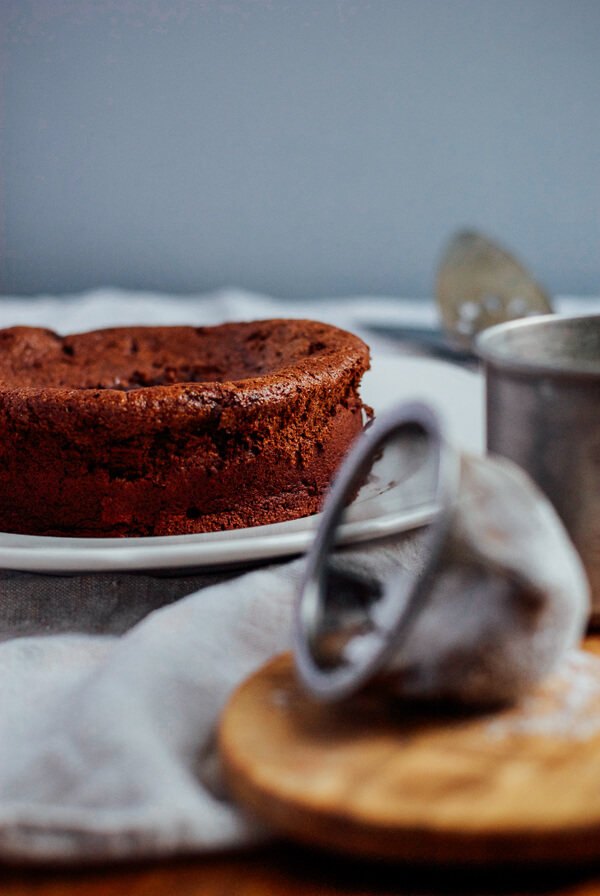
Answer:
475;313;600;622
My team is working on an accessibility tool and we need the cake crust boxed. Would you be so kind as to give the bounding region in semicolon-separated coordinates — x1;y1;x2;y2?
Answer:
0;320;370;537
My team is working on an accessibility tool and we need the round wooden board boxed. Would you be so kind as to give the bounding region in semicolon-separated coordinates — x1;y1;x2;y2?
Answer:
219;648;600;865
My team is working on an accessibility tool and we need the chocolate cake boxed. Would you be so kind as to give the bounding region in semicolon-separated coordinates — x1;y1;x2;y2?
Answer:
0;320;371;537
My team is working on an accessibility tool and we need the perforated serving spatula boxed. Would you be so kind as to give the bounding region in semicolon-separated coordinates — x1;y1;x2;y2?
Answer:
365;230;553;363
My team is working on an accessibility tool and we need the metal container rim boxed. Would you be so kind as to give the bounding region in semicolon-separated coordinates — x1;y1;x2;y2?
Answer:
474;312;600;379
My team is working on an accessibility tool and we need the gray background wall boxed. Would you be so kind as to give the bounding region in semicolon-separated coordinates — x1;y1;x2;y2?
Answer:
1;0;599;300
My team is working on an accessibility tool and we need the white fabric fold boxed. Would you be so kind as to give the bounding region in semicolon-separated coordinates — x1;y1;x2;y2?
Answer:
0;532;426;864
0;559;304;862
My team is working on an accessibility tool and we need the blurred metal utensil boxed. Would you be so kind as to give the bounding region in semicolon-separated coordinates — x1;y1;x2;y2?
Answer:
363;323;477;365
364;231;553;363
293;401;589;705
436;230;553;350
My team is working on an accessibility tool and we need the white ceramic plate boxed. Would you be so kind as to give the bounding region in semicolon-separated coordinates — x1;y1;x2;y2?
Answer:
0;354;484;572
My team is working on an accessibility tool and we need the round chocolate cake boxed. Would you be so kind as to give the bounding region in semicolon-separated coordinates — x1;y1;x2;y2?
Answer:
0;320;370;537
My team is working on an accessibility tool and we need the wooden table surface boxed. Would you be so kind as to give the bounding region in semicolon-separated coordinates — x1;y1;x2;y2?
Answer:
5;637;600;896
4;843;600;896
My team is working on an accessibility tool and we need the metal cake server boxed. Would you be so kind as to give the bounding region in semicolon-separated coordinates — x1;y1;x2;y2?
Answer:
365;230;554;363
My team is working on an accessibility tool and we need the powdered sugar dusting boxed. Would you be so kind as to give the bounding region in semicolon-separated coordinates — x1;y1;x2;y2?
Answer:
486;650;600;742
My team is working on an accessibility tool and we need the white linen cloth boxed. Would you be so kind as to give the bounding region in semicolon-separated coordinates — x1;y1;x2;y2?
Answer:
0;288;594;864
